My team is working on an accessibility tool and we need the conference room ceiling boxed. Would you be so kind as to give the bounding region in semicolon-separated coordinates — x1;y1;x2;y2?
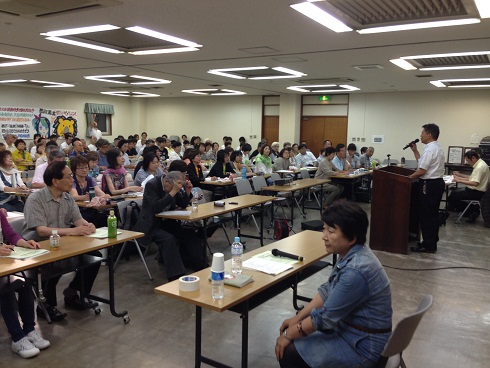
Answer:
1;0;489;98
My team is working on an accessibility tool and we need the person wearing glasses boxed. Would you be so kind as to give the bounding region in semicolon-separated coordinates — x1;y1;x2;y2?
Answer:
22;161;100;322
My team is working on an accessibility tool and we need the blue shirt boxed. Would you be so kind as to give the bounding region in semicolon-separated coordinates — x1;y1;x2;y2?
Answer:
295;245;392;367
332;155;346;171
97;151;109;168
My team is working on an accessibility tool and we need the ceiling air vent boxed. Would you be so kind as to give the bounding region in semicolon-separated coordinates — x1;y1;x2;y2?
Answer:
353;64;384;70
0;0;121;18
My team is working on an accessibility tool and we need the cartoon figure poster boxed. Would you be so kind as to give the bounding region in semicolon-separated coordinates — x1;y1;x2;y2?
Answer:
0;106;77;139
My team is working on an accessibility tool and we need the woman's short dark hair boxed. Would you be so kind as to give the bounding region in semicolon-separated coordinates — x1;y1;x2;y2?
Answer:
230;150;242;162
322;201;368;245
242;143;252;153
172;141;182;149
70;156;89;172
106;148;122;169
142;145;158;156
187;149;201;162
142;152;158;171
182;148;193;160
279;148;289;158
0;150;12;166
86;151;99;162
216;149;229;162
168;160;187;172
117;139;128;149
44;161;67;186
14;139;26;148
325;147;336;155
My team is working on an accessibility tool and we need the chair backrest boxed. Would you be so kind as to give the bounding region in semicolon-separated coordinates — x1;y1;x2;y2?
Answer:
300;168;310;179
117;199;143;229
8;218;25;235
251;175;268;194
271;172;282;183
378;294;433;368
235;178;253;196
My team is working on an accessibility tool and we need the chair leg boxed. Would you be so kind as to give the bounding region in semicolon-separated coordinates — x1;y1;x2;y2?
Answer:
455;201;479;224
134;240;153;281
113;242;127;270
220;223;232;245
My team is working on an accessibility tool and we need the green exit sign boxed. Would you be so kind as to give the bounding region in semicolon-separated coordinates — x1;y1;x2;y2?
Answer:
318;95;331;101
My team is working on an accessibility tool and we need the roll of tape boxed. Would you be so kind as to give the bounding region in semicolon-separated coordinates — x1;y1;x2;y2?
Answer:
179;275;200;292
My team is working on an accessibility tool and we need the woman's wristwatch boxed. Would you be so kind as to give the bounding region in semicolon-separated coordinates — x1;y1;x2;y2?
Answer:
283;329;293;341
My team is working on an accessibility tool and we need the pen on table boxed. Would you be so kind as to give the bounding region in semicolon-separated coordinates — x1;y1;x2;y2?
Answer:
229;202;238;204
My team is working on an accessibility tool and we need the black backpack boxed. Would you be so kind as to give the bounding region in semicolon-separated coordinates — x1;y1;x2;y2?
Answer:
274;219;290;240
122;201;141;231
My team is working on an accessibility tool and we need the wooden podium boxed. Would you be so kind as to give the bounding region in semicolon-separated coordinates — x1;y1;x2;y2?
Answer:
369;166;419;254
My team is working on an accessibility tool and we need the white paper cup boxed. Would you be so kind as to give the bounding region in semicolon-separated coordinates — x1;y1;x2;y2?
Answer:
211;252;225;272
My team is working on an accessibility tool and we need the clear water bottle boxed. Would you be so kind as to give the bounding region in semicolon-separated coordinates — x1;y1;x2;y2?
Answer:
50;229;60;251
211;270;224;300
231;236;243;274
107;210;117;238
191;188;199;212
241;166;247;179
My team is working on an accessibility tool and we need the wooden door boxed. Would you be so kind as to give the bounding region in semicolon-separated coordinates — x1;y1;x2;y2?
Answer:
300;116;348;157
262;116;279;143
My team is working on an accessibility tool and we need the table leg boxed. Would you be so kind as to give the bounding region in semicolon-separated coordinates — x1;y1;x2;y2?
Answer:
260;203;264;246
196;306;202;368
241;301;249;368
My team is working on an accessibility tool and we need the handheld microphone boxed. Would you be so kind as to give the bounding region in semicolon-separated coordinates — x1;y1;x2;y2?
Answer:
271;248;304;262
402;139;419;150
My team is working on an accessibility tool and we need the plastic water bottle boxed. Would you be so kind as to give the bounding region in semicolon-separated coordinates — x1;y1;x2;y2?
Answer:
231;237;243;274
49;230;60;251
242;166;247;179
211;270;225;300
191;188;199;212
107;210;117;238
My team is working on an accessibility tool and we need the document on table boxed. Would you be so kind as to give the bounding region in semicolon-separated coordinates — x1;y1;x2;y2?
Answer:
443;175;454;185
243;251;298;276
0;247;49;260
87;227;122;238
158;210;192;217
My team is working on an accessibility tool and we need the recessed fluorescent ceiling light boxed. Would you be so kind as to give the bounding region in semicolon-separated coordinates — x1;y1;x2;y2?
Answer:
182;89;246;96
475;0;490;18
391;51;490;71
358;18;480;34
30;80;74;88
290;2;352;33
208;66;306;80
84;74;171;84
41;24;201;55
0;54;40;67
430;78;490;88
100;91;160;97
0;79;27;83
287;84;360;92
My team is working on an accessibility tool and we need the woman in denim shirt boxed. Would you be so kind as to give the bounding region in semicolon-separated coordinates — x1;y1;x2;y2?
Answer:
276;201;392;368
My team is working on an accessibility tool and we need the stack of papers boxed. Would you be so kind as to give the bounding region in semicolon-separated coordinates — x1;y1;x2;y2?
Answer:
0;247;49;260
443;175;454;185
243;251;299;276
157;210;191;217
87;227;122;238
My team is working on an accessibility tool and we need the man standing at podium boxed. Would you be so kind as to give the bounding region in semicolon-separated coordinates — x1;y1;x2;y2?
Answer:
408;123;445;253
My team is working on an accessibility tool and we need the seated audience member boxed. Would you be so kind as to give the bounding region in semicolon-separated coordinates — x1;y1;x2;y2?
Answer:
323;139;333;148
448;150;490;222
70;156;110;226
186;150;206;187
255;144;274;176
359;147;375;168
201;142;213;161
295;144;318;168
35;141;57;167
96;138;110;170
28;133;41;154
68;138;85;158
347;143;360;169
86;151;100;178
231;150;253;175
127;138;138;156
87;136;98;152
59;133;73;155
182;147;194;165
30;136;45;157
4;134;17;152
273;149;292;172
291;143;299;156
117;139;134;168
332;143;349;171
22;161;100;321
11;139;33;171
31;149;65;189
360;146;368;155
0;150;28;212
32;140;46;162
207;150;237;178
133;145;158;178
236;136;246;150
249;142;263;163
136;132;148;152
275;201;392;368
134;152;164;186
241;143;252;165
317;148;327;164
134;171;197;280
169;141;183;161
0;143;5;151
270;142;280;162
314;147;344;205
0;213;50;358
102;148;142;196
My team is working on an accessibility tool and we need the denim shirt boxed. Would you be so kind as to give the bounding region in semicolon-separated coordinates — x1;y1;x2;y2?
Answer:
309;244;392;363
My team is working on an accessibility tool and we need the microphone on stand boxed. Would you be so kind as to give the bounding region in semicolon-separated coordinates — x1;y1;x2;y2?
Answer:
403;139;419;150
271;249;304;262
